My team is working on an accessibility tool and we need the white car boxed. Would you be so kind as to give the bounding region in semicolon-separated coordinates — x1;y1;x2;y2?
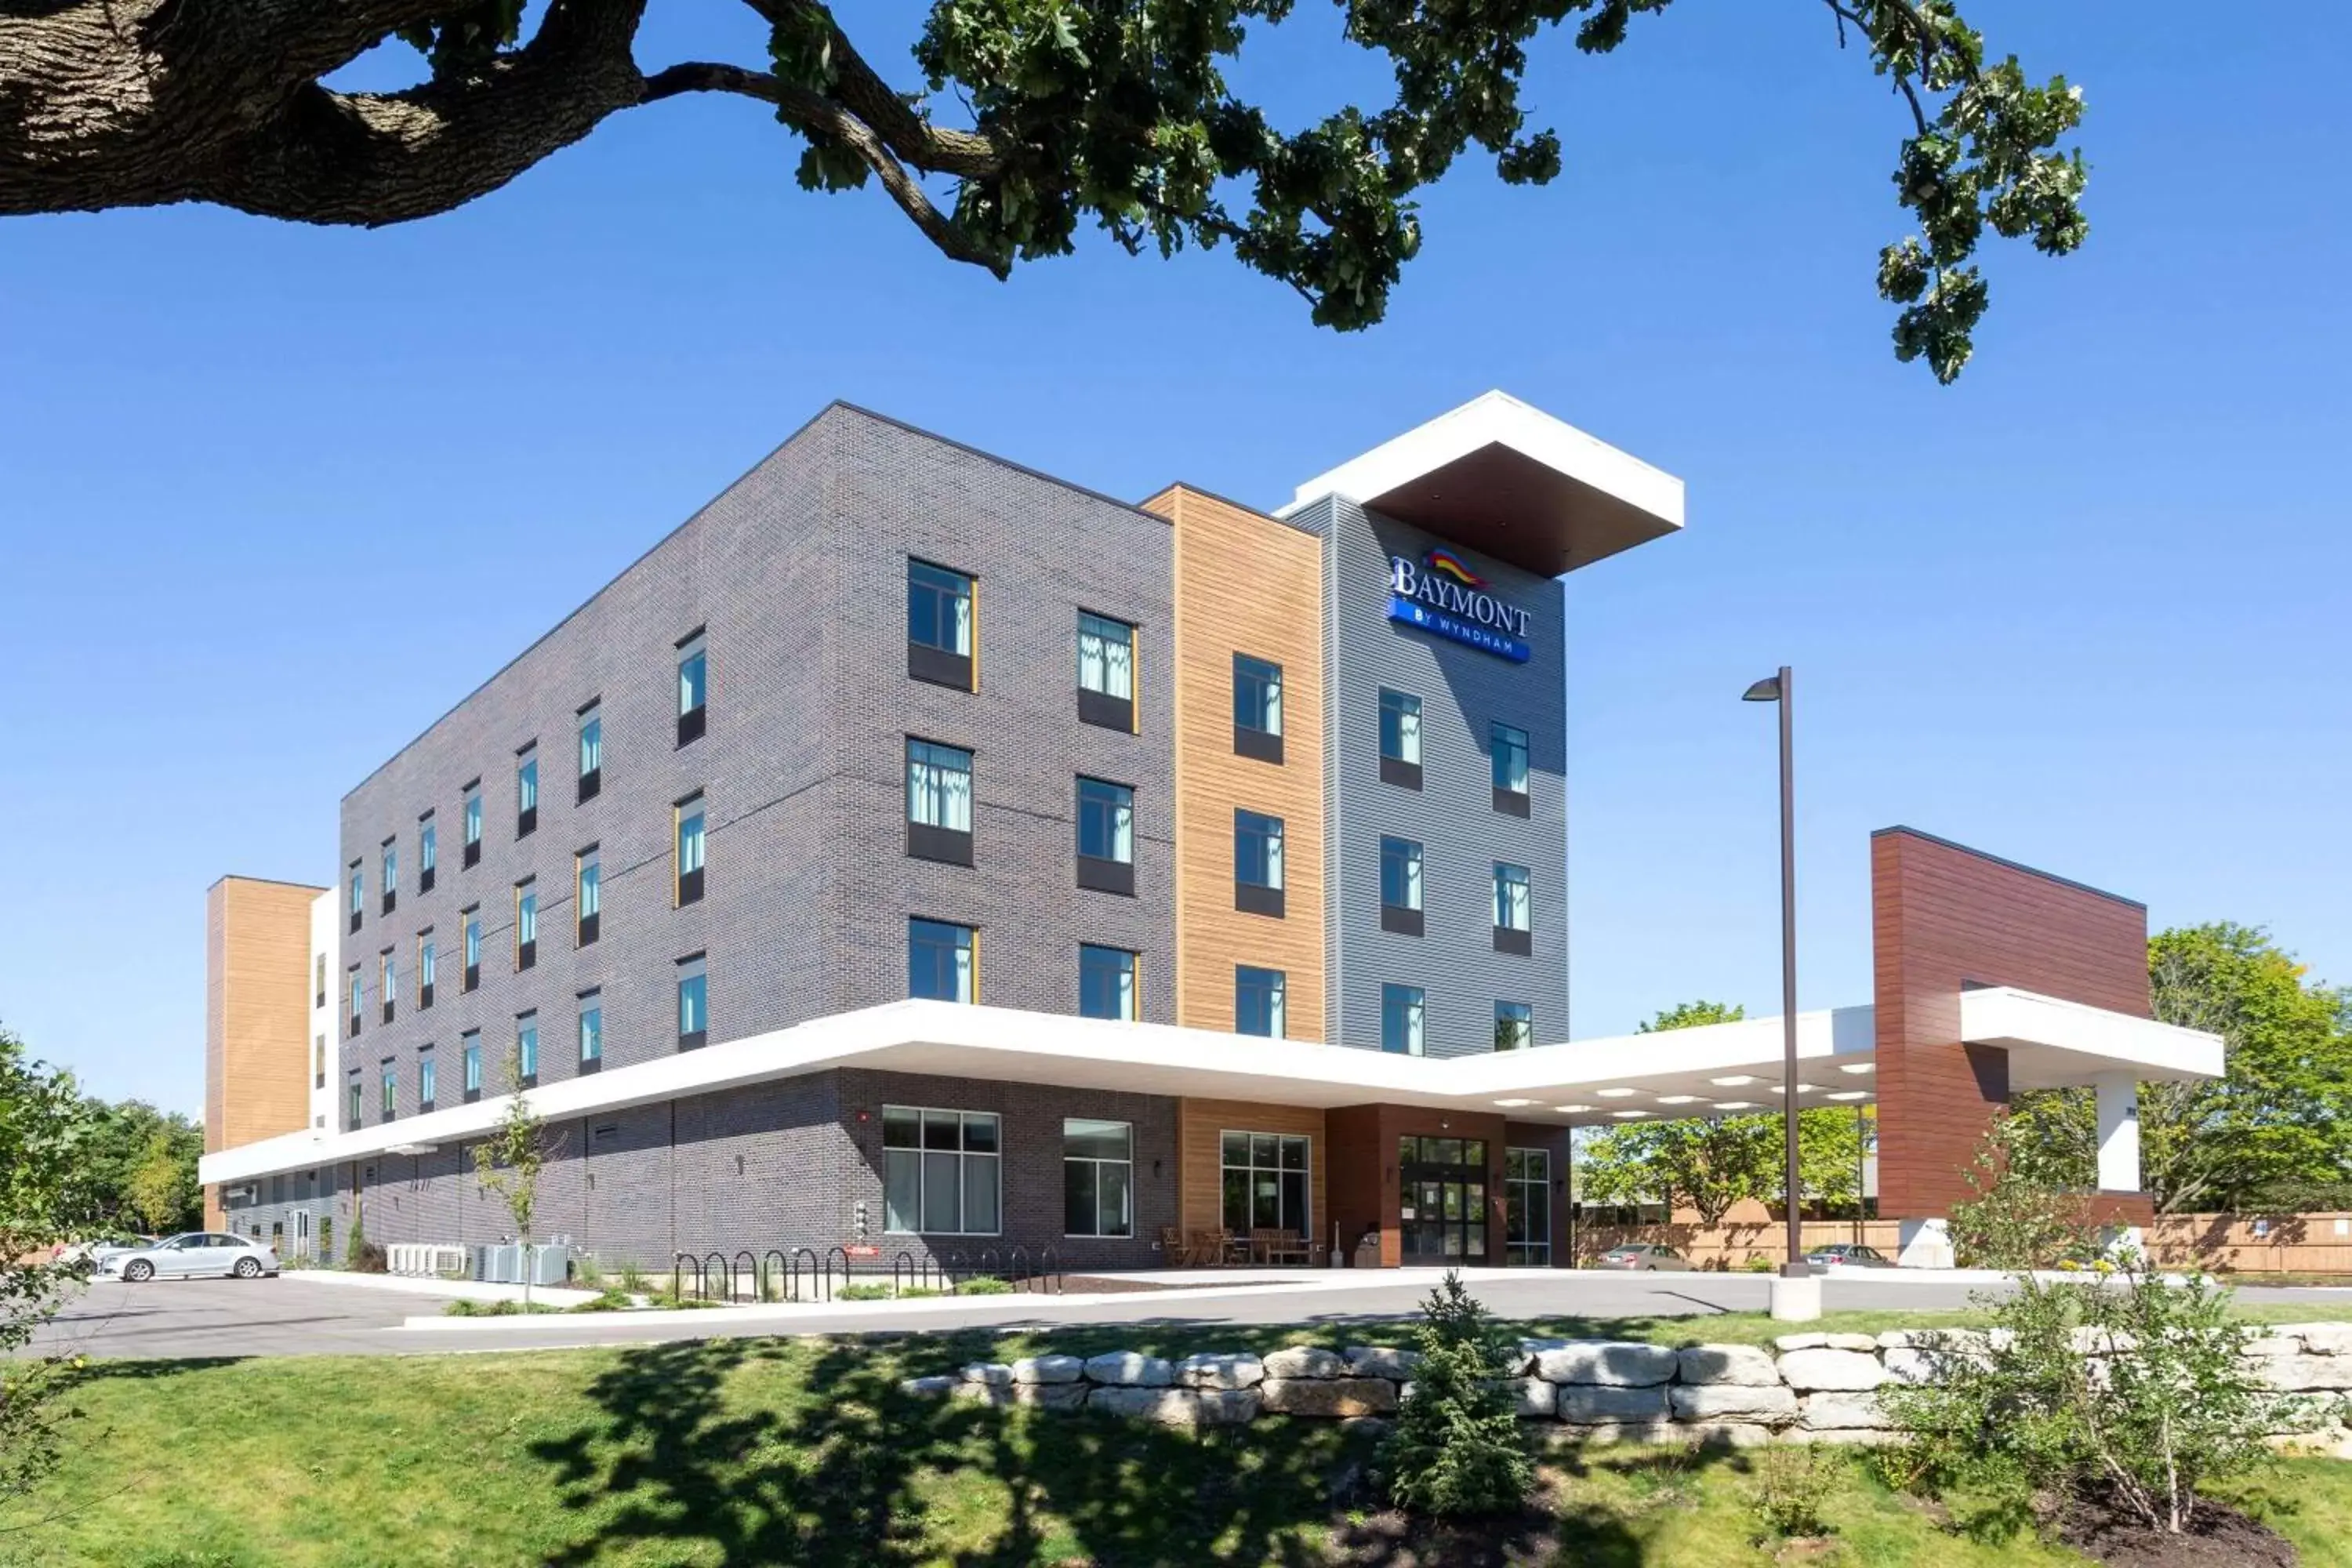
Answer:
103;1232;279;1282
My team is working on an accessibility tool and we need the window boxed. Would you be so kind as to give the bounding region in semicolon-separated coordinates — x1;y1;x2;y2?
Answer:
1079;945;1138;1022
674;796;706;905
578;990;602;1071
882;1107;1000;1234
346;967;362;1038
1494;862;1532;955
419;1046;437;1112
347;1070;363;1130
514;879;538;971
1379;689;1423;789
515;746;539;839
347;862;364;933
906;559;975;688
379;840;397;916
1236;966;1286;1039
1076;612;1136;730
314;1034;327;1090
379;949;397;1025
461;906;481;991
515;1012;539;1087
1232;654;1283;763
315;953;327;1010
1234;809;1285;916
462;781;483;868
379;1058;397;1120
575;848;601;946
1062;1119;1134;1237
418;811;437;892
1075;777;1134;894
1491;721;1530;815
462;1031;482;1100
677;630;707;746
1221;1131;1310;1236
1380;836;1424;935
577;702;603;803
909;918;975;1004
905;740;974;865
676;954;707;1050
1506;1147;1552;1265
1494;1000;1533;1052
417;934;436;1009
1381;983;1425;1055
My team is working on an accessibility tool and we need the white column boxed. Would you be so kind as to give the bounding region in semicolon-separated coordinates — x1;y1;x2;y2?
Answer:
2096;1074;2140;1193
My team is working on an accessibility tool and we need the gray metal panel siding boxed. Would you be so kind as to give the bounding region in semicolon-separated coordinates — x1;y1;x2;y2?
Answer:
1315;497;1569;1057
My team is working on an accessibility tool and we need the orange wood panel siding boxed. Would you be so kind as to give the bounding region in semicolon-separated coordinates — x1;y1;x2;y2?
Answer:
205;877;321;1156
1871;829;2150;1220
1143;485;1326;1040
1175;1098;1328;1242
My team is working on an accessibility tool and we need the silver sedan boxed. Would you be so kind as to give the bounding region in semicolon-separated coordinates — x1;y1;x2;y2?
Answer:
103;1232;280;1282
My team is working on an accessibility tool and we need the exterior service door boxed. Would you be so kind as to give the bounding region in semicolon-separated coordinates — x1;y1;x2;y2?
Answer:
293;1210;312;1263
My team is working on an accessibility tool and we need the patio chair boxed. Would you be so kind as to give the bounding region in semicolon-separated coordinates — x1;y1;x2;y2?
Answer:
1157;1226;1194;1267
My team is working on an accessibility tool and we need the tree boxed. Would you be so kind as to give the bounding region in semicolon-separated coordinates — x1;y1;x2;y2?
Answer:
0;1;2086;382
0;1027;99;1507
61;1099;205;1236
1636;1000;1745;1033
1380;1271;1533;1517
2003;924;2352;1213
123;1127;201;1235
472;1051;563;1307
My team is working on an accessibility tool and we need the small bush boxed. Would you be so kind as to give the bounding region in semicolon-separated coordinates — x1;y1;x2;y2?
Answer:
572;1255;604;1290
1737;1254;1776;1274
616;1260;649;1294
1745;1445;1838;1541
956;1276;1014;1296
839;1283;892;1301
568;1287;633;1313
441;1298;562;1317
1377;1271;1533;1518
1944;1116;2099;1270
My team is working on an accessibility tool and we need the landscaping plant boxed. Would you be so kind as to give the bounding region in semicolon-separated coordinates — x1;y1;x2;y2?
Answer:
1744;1444;1839;1543
1378;1271;1534;1518
472;1051;563;1309
1944;1115;2100;1270
0;1028;95;1507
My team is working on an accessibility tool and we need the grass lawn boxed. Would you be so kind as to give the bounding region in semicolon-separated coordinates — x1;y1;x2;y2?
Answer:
8;1305;2352;1567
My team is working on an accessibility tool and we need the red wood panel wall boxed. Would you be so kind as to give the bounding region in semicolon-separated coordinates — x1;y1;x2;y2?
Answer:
1872;827;2151;1219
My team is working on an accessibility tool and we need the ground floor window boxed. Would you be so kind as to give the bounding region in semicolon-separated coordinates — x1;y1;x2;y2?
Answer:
1062;1118;1133;1236
1221;1131;1310;1236
1505;1147;1551;1265
882;1105;1000;1234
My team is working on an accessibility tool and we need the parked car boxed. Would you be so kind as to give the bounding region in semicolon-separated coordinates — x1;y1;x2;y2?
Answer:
101;1232;279;1282
56;1235;155;1267
1595;1243;1690;1272
1805;1243;1895;1270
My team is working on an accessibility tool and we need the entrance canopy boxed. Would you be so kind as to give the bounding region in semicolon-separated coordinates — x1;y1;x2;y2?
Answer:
198;991;2222;1187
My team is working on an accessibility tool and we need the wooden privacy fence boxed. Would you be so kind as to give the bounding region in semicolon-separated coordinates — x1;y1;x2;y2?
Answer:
1574;1213;2352;1274
1574;1221;1907;1271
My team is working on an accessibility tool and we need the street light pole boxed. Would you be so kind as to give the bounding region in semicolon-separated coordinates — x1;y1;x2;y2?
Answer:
1744;665;1814;1316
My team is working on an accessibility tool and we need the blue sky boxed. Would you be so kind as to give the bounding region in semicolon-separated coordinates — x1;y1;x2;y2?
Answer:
2;3;2344;1112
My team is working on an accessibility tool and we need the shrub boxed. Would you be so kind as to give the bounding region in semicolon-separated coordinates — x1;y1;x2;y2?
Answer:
616;1260;649;1294
568;1287;633;1313
1378;1271;1534;1518
956;1276;1014;1296
1744;1445;1838;1541
572;1255;604;1290
839;1283;892;1301
1944;1116;2099;1270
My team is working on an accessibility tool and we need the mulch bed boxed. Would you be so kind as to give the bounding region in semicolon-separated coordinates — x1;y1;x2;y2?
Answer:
2052;1490;2296;1568
1325;1508;1561;1567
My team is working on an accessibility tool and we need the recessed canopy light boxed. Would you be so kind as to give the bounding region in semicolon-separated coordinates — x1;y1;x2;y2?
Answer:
1654;1094;1700;1105
1610;1109;1651;1119
1792;1083;1817;1094
1554;1104;1596;1114
1712;1101;1759;1110
1825;1091;1871;1102
1838;1063;1875;1076
1595;1087;1639;1098
1493;1098;1537;1109
1709;1076;1758;1087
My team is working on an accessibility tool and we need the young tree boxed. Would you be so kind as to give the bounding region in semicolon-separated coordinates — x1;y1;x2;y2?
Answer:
124;1127;202;1236
0;1027;99;1506
472;1052;564;1307
0;2;2087;382
1380;1272;1532;1517
1581;1116;1777;1229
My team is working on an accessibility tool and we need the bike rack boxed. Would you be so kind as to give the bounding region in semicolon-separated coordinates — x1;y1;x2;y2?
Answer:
700;1250;730;1304
671;1251;703;1302
731;1249;759;1303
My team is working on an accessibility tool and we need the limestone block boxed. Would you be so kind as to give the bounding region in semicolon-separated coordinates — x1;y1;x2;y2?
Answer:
961;1362;1015;1386
1777;1348;1887;1392
899;1374;958;1398
1261;1346;1349;1381
1345;1345;1424;1380
1798;1392;1890;1430
1670;1384;1798;1423
1555;1385;1671;1424
2298;1324;2352;1356
1087;1386;1200;1423
1014;1382;1090;1412
1502;1377;1555;1418
1261;1377;1398;1417
1775;1333;1830;1352
1178;1352;1265;1389
2259;1356;2352;1393
1012;1355;1084;1385
1533;1341;1679;1387
1084;1352;1174;1387
1677;1344;1780;1386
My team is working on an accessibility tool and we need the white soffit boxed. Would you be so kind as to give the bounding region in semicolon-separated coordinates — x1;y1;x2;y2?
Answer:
1959;987;2223;1089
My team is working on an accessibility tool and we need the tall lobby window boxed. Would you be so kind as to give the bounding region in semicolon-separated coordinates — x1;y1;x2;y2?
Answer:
1236;966;1287;1039
417;933;436;1009
1379;689;1422;789
1380;836;1425;935
578;990;603;1072
515;745;539;839
461;906;481;991
1506;1148;1552;1265
882;1106;1000;1235
577;702;603;803
418;1046;437;1112
1381;983;1425;1056
516;1011;539;1087
462;1030;482;1101
1079;944;1138;1022
674;794;706;905
1076;611;1136;731
1494;1000;1534;1052
907;559;975;689
1493;862;1532;955
514;879;538;971
909;917;975;1003
462;780;483;868
379;1058;397;1120
418;810;437;893
379;949;397;1025
380;840;398;916
1491;721;1530;817
315;953;327;1009
905;740;974;866
1063;1119;1134;1238
347;1070;364;1130
314;1035;326;1090
1232;654;1283;764
676;953;708;1050
346;967;362;1038
1234;809;1285;917
1222;1131;1309;1235
677;630;708;747
347;861;364;934
1075;776;1134;895
576;848;601;946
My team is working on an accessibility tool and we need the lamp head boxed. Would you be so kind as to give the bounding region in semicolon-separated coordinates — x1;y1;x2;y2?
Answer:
1742;675;1783;703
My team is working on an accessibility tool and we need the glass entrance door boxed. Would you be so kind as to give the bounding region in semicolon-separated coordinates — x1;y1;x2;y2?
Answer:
1397;1136;1487;1262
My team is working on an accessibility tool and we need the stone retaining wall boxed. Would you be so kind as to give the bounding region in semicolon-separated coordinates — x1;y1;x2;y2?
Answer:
901;1323;2352;1448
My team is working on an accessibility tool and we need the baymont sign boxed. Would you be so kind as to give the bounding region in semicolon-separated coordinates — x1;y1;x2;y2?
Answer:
1387;549;1532;662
